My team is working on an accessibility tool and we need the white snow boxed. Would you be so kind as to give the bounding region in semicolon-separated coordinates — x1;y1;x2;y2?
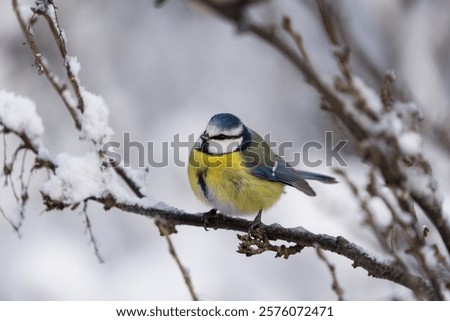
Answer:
404;165;442;204
40;152;161;208
31;0;48;14
398;132;422;155
41;152;109;204
80;88;113;146
353;76;383;113
334;77;424;161
0;90;45;148
41;152;125;204
65;56;81;80
43;1;57;25
18;5;34;22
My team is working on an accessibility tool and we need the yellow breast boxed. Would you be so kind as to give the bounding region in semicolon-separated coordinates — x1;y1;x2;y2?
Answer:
188;148;284;214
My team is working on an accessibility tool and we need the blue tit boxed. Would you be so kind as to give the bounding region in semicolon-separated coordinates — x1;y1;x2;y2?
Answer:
188;113;337;221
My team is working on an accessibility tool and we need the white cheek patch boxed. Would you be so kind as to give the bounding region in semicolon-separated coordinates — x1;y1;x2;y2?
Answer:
207;137;243;154
205;123;243;137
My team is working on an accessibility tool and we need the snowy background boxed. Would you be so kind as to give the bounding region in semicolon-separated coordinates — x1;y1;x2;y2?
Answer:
1;0;449;300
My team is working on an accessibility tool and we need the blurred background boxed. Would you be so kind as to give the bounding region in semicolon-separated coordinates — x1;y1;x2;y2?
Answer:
1;0;449;300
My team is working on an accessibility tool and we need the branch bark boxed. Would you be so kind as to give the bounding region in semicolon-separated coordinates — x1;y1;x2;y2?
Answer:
99;197;435;300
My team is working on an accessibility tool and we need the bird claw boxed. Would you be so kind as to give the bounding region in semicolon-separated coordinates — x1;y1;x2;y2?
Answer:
248;210;264;237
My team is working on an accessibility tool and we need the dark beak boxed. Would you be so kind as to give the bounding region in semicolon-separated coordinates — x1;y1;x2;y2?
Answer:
198;133;209;152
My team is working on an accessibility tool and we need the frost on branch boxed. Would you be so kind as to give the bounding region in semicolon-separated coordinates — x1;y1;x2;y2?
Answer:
41;152;127;208
79;88;114;147
0;90;46;155
30;0;51;15
65;56;81;81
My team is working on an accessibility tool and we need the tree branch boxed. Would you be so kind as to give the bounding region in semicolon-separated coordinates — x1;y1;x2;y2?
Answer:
101;197;435;300
12;0;82;129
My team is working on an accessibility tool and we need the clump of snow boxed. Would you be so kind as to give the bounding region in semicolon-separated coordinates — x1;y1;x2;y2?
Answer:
0;89;45;146
41;152;161;208
18;5;34;22
395;101;424;123
404;165;442;204
31;0;50;14
340;77;424;157
398;132;422;155
80;88;113;146
353;76;383;113
41;152;124;204
65;56;81;80
42;1;57;24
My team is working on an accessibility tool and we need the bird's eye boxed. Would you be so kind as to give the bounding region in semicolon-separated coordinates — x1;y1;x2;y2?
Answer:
217;134;227;140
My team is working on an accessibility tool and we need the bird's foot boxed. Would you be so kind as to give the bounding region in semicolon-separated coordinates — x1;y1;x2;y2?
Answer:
248;210;265;239
202;208;218;231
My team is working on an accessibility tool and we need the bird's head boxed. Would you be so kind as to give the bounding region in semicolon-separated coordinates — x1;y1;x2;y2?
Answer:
198;113;248;154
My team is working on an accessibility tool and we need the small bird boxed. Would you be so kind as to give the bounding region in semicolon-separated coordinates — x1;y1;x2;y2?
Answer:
188;113;337;223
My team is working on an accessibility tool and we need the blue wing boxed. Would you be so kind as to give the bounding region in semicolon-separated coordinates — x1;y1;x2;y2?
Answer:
250;158;317;196
241;129;337;196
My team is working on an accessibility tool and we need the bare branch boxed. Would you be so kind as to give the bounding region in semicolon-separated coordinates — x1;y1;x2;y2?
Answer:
282;16;312;67
80;201;104;264
0;205;22;236
12;0;81;129
155;219;199;301
316;248;345;301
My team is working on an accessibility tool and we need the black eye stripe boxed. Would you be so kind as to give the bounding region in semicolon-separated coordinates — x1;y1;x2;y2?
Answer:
210;134;241;140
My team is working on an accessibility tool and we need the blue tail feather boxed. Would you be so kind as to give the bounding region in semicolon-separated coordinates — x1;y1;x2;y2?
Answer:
299;170;337;184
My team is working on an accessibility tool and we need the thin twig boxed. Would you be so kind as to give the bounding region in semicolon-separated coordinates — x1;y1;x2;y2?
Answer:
237;232;304;258
155;219;199;301
80;201;104;264
316;248;345;300
316;0;352;84
40;3;85;113
282;16;312;67
0;205;22;237
12;0;81;129
2;131;8;185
